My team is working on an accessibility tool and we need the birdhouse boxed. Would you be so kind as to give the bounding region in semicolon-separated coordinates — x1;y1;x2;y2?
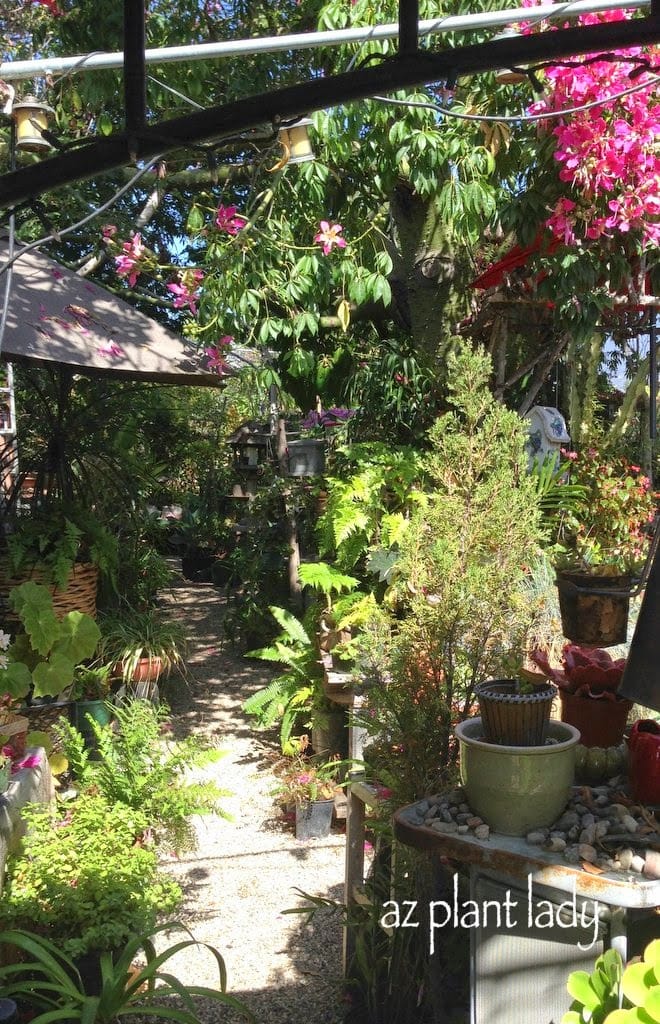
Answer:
525;406;570;469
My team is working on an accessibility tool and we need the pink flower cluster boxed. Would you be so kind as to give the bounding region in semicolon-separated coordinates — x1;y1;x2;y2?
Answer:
114;232;147;287
205;335;233;373
167;268;204;315
528;11;660;247
314;221;347;255
215;204;247;235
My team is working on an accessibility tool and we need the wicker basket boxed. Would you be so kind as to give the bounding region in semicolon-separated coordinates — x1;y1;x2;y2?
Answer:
0;561;99;620
475;679;557;747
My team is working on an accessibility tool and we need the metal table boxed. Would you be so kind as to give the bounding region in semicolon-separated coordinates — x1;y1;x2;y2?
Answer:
394;801;660;1024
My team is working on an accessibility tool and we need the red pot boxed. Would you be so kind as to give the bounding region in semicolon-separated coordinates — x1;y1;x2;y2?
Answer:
628;720;660;805
559;690;632;748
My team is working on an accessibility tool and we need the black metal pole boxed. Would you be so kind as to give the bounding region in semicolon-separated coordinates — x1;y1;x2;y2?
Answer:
124;0;146;143
399;0;419;55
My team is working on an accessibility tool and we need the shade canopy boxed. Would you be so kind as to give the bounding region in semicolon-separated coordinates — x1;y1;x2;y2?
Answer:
0;241;226;386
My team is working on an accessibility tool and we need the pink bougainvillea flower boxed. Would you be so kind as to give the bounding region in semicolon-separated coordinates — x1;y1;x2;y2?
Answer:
314;220;347;255
98;341;124;359
33;0;62;14
115;232;146;286
101;224;117;239
215;204;247;235
167;269;204;315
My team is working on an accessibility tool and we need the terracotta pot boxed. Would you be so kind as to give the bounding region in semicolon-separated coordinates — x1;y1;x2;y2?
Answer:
555;570;630;647
559;689;632;748
628;720;660;804
118;657;163;683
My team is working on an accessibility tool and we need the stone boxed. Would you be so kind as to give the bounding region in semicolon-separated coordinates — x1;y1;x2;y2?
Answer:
545;836;567;853
456;813;471;824
457;825;469;835
555;811;579;830
643;851;660;880
578;844;598;863
430;820;459;834
580;825;596;845
564;846;581;864
417;800;430;815
441;809;454;823
466;816;483;828
594;820;609;839
617;848;634;871
526;831;547;845
458;803;470;813
621;815;639;834
581;813;596;828
474;824;490;841
630;855;645;874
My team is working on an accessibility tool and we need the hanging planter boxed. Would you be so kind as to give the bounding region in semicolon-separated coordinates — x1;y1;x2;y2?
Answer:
475;678;557;746
287;439;326;477
555;569;631;647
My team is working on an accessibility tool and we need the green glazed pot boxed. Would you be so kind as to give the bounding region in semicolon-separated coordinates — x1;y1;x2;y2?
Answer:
455;717;580;836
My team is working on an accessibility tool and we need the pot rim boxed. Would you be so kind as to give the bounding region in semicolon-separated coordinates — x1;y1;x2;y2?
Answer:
475;678;557;704
455;716;580;754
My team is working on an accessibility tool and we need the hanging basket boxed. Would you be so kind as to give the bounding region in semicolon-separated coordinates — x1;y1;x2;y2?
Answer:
0;561;99;620
475;679;557;747
555;570;631;647
287;439;326;477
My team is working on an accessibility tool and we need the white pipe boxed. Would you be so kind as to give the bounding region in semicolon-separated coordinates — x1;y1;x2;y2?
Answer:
0;0;649;81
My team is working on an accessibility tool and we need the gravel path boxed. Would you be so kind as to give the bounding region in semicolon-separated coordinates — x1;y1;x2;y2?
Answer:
157;570;347;1024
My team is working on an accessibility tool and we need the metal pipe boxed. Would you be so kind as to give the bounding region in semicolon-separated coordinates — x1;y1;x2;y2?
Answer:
0;0;650;81
2;16;658;209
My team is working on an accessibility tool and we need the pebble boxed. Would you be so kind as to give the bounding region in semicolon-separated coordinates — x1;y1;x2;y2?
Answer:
474;824;490;841
441;809;454;823
631;855;645;874
579;825;596;845
621;815;638;834
430;820;458;834
617;848;634;871
564;846;581;864
466;816;483;828
581;813;596;828
457;825;469;835
545;836;566;853
526;831;546;845
578;844;598;863
594;821;609;839
556;811;579;830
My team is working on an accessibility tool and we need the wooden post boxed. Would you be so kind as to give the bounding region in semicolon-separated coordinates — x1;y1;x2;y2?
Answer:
276;416;302;609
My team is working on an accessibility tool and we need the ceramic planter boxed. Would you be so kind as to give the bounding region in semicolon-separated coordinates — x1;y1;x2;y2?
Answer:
70;699;113;754
295;798;334;840
475;679;557;746
455;717;580;836
628;720;660;805
559;690;632;748
287;439;326;477
555;570;631;647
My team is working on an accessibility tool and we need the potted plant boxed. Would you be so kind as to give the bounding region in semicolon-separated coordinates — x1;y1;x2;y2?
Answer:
96;606;186;694
1;502;118;619
552;443;657;646
287;407;356;477
475;675;557;747
0;923;255;1020
273;754;341;840
531;643;632;748
69;664;114;748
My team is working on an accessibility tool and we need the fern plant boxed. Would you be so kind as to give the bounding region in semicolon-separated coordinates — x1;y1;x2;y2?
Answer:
242;606;323;754
55;699;230;853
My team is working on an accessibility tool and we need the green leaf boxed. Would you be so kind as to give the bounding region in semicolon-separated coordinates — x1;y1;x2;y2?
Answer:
32;653;75;697
298;562;359;595
0;661;32;698
53;612;101;664
97;112;113;136
623;964;656;1008
337;298;350;333
567;971;600;1011
644;988;660;1022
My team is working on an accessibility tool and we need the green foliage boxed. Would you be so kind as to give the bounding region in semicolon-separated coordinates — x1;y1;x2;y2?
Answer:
242;606;322;754
96;605;186;681
360;341;545;802
0;923;255;1024
6;506;118;591
0;582;100;699
562;941;660;1024
0;795;181;958
55;699;230;853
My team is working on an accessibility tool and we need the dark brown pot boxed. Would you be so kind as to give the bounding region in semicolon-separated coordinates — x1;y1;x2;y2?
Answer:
556;570;631;647
559;689;632;748
475;679;557;746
